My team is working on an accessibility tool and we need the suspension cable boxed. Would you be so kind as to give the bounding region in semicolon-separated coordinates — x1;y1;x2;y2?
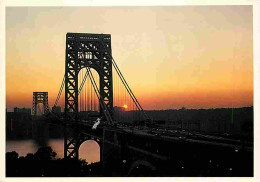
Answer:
78;69;90;94
86;67;113;124
104;44;142;111
112;59;146;116
54;75;65;108
100;40;150;121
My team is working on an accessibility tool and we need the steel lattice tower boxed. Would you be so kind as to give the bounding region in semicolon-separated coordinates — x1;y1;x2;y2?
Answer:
64;33;113;158
32;92;49;115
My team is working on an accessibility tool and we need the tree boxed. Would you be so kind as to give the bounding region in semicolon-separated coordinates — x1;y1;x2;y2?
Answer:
34;146;57;160
6;151;19;160
181;107;187;111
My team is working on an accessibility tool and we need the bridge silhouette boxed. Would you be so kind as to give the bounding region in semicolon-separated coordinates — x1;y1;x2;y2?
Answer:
33;33;253;176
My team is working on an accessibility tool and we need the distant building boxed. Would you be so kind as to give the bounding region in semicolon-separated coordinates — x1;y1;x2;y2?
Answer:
13;107;19;113
113;106;130;123
113;106;125;113
6;109;32;139
52;106;61;114
14;107;31;115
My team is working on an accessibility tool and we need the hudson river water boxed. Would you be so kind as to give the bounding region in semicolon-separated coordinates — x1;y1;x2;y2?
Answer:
6;139;100;163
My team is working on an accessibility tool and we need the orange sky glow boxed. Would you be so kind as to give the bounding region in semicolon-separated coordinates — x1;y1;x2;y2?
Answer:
6;6;253;111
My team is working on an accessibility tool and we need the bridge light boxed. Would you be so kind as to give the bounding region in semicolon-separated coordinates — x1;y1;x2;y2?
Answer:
123;104;128;109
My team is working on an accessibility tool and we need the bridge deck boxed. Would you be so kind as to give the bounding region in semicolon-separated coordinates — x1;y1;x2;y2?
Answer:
78;120;252;151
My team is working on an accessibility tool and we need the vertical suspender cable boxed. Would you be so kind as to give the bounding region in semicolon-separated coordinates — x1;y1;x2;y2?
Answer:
90;75;92;111
100;41;150;121
86;67;113;123
84;69;87;111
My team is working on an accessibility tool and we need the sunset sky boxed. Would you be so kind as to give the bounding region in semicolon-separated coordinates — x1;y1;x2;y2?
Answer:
6;6;253;111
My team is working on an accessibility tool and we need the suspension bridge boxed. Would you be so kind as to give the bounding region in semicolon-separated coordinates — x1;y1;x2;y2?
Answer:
32;33;253;176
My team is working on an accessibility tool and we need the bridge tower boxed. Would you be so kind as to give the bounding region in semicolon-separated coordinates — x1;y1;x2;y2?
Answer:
64;33;113;158
32;92;49;116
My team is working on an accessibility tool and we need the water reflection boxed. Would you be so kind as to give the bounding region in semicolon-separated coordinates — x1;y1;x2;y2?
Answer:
6;139;100;163
79;140;100;163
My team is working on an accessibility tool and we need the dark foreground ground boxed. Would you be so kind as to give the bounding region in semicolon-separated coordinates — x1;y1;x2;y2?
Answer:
6;147;103;177
6;107;253;177
6;145;253;177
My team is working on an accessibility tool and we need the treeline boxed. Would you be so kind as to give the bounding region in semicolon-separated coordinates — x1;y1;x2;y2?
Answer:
6;147;102;177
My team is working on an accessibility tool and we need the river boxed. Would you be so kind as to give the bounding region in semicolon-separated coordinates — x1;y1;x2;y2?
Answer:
6;139;100;163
